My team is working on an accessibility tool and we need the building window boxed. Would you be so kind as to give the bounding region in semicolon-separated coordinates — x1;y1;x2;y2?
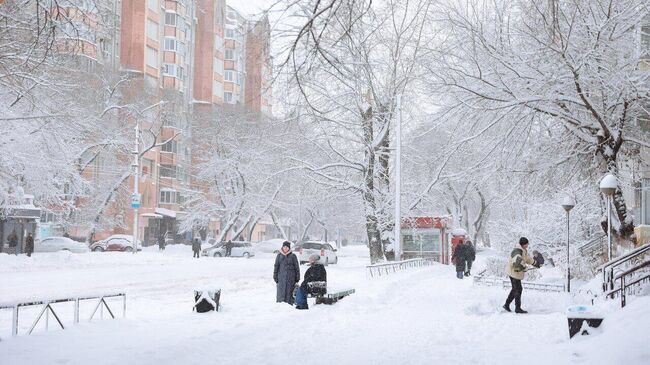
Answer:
213;80;223;98
224;70;234;82
236;72;242;85
148;0;158;11
146;19;158;40
641;178;650;225
214;35;223;51
225;28;235;39
160;164;177;178
165;12;178;26
214;58;224;75
642;25;650;59
164;37;178;51
162;63;182;78
160;189;178;204
145;46;158;68
161;139;178;153
224;92;233;103
225;49;234;60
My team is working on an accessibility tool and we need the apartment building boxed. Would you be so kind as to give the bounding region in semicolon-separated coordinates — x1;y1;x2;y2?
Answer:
42;0;273;244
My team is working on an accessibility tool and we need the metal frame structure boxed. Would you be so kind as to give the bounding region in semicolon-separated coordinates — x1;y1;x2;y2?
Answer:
600;242;650;292
473;274;564;293
366;258;437;278
0;293;126;338
606;260;650;307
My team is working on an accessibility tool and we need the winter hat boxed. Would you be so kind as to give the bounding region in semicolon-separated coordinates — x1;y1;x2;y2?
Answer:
519;237;529;246
308;254;320;263
282;241;291;249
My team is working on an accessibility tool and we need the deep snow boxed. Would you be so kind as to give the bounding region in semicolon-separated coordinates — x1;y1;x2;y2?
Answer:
0;246;648;365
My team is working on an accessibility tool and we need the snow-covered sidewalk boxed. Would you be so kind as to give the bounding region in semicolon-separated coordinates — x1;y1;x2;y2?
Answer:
0;246;648;364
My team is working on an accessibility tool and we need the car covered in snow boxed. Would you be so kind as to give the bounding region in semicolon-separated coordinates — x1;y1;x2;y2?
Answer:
35;237;89;253
294;241;338;265
90;235;141;252
202;241;255;258
254;238;290;254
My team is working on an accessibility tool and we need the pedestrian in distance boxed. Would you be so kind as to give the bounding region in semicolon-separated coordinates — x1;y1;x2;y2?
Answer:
158;233;166;250
25;232;34;257
273;241;300;305
503;237;541;314
8;230;18;255
192;238;201;258
295;254;327;310
225;239;233;257
452;241;468;279
464;239;476;276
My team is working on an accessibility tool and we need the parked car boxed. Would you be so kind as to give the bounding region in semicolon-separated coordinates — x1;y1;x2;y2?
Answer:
295;241;338;265
254;238;289;254
202;241;255;258
35;237;89;253
90;235;141;252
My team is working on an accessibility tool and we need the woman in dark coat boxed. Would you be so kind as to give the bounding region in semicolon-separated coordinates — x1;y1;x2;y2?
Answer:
452;242;467;279
273;241;300;304
464;240;476;276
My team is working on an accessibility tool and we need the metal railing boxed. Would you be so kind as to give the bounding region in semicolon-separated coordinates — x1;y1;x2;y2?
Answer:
600;242;650;292
578;234;606;257
606;259;650;307
0;293;126;338
366;258;437;277
473;274;564;292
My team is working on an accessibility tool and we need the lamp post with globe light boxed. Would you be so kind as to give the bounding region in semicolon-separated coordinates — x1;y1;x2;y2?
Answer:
561;196;575;292
600;174;618;262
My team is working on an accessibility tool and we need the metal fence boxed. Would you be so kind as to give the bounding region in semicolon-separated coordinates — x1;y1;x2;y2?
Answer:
0;293;126;338
473;274;564;292
366;258;438;278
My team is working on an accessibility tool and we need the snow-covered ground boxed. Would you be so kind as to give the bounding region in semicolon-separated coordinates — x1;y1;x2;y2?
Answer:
1;246;648;364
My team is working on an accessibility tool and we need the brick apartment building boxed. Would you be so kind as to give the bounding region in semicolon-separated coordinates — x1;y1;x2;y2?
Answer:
45;0;274;245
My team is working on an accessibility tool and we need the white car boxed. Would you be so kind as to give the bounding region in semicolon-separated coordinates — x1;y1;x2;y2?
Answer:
254;238;289;254
36;237;89;253
295;241;338;265
90;235;142;252
202;241;255;258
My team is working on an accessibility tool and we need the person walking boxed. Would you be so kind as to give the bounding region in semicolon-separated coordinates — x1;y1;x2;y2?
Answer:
273;241;300;305
225;240;233;257
464;239;476;276
503;237;541;313
25;232;34;257
452;241;468;279
295;254;327;310
158;233;166;251
192;238;201;258
8;230;18;255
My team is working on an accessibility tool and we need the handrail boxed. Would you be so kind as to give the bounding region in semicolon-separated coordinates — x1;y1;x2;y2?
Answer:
366;258;437;278
607;259;650;307
601;242;650;292
578;234;606;255
473;274;564;292
0;293;126;338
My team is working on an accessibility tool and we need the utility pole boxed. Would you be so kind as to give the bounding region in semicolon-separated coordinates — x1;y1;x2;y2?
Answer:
394;94;402;261
131;122;141;254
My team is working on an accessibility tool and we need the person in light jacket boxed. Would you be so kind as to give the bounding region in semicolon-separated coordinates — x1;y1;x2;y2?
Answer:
503;237;540;313
273;241;300;304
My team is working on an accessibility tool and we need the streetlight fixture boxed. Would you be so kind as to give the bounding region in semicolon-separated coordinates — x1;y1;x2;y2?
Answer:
600;174;617;262
561;196;575;293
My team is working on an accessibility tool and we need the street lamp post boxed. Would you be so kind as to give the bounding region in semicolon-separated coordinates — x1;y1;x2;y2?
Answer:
561;196;575;293
600;174;617;262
